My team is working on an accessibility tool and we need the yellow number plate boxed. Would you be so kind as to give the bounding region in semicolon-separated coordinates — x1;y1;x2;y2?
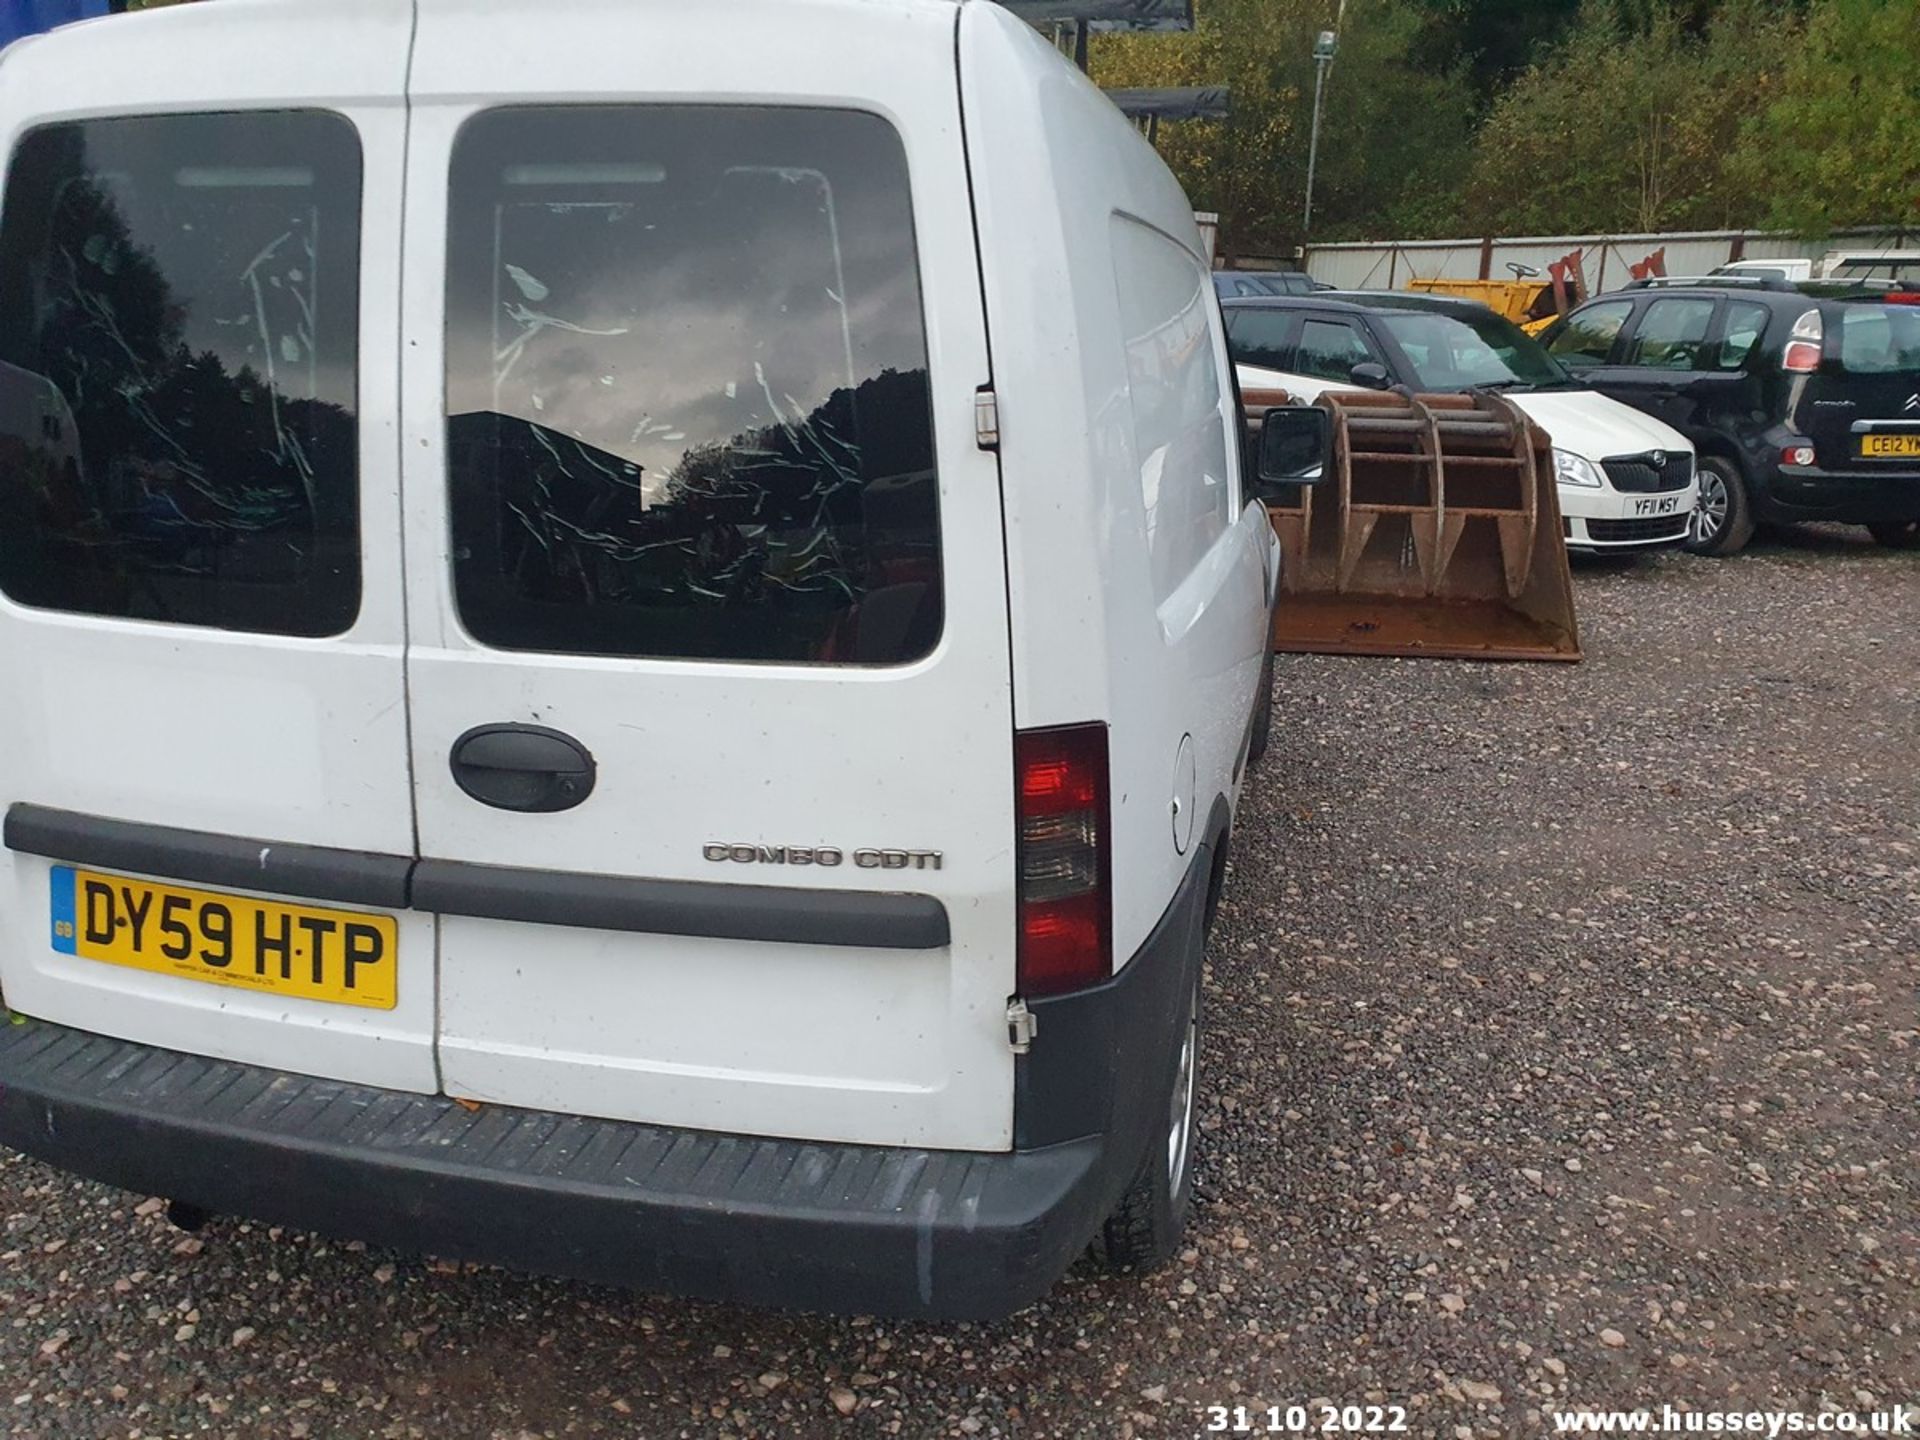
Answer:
50;865;398;1010
1858;432;1920;459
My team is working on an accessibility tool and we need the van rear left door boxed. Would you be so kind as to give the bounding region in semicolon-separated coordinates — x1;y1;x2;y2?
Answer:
0;4;431;1090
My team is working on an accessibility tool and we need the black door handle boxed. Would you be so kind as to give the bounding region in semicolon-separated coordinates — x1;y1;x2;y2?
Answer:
449;724;597;813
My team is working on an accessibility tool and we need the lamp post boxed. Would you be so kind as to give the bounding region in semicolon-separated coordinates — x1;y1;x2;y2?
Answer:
1303;27;1338;235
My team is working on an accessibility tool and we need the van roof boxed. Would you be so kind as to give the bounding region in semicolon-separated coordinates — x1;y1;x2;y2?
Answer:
0;0;981;63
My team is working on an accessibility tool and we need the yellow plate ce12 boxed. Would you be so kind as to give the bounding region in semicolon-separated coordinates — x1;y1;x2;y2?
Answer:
1858;432;1920;459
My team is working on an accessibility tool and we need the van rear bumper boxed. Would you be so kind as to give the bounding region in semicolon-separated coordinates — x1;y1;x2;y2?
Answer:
0;1018;1114;1319
0;835;1214;1321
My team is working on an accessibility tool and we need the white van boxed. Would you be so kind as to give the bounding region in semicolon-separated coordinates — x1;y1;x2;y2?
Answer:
1225;292;1701;552
0;0;1291;1319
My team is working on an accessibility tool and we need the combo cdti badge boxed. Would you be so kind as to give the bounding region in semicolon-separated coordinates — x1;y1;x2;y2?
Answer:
0;0;1302;1318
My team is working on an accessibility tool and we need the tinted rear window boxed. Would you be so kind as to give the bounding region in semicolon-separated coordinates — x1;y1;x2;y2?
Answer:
1835;305;1920;376
0;112;363;635
445;106;941;664
1226;310;1292;370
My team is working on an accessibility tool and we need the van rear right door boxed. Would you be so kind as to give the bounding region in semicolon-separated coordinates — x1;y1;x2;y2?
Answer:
398;0;1019;1151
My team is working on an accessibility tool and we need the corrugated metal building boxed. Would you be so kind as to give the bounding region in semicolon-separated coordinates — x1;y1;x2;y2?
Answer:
1301;227;1915;293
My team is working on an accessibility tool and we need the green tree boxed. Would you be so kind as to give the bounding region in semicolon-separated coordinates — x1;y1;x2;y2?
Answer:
1093;0;1478;257
1730;0;1920;234
1402;0;1585;106
1462;0;1799;235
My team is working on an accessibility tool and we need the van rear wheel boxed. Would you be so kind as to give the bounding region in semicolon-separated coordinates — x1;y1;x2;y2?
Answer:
1867;520;1920;550
1097;973;1199;1272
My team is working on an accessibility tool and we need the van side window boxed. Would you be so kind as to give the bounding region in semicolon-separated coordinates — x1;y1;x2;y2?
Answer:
0;112;363;635
1111;216;1233;605
445;106;941;665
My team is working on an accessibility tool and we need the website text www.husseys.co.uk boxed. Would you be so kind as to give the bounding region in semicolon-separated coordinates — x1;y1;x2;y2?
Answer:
1550;1406;1916;1435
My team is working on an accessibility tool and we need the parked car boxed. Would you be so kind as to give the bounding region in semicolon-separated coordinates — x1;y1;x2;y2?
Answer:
1541;279;1920;553
1707;254;1920;286
1818;251;1920;285
1223;293;1701;554
1711;258;1814;283
0;0;1295;1320
1214;269;1330;299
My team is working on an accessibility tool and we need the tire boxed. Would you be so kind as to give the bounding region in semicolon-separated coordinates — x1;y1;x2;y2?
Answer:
1098;972;1200;1272
1685;456;1755;557
1245;648;1275;769
1867;520;1920;550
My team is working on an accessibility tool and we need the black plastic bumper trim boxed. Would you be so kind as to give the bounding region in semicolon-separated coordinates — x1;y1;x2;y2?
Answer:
0;829;1217;1316
0;1020;1104;1320
1015;800;1217;1149
4;803;949;950
412;859;950;950
2;802;412;910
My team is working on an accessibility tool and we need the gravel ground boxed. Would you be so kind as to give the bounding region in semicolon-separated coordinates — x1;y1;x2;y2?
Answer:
4;527;1916;1440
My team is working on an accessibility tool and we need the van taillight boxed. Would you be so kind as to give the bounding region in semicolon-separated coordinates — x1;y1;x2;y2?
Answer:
1782;308;1824;373
1015;723;1111;997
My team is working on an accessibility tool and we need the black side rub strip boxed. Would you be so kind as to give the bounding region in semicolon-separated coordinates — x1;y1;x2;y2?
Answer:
412;861;950;950
3;804;949;951
3;803;411;910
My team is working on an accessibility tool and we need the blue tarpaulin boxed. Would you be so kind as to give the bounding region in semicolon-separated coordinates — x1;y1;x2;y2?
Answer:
1;0;111;49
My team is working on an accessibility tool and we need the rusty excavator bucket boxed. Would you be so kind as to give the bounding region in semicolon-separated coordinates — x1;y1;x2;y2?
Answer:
1248;389;1582;663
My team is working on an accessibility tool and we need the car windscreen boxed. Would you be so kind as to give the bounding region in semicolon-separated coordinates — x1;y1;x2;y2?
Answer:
1834;304;1920;377
444;105;941;665
1374;309;1568;390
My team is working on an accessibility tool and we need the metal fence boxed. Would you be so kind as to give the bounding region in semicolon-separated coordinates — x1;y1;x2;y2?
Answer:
1299;227;1916;293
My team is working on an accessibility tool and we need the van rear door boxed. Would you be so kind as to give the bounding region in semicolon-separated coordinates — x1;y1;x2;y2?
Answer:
400;2;1018;1150
0;5;431;1090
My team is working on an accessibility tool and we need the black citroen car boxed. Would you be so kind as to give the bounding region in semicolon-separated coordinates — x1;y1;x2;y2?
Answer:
1540;277;1920;555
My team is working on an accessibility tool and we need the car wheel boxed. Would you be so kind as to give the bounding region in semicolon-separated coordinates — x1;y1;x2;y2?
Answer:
1098;972;1199;1272
1246;648;1275;769
1685;456;1755;556
1867;520;1920;550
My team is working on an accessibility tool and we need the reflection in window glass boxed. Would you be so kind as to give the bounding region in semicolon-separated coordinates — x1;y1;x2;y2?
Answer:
1718;301;1769;370
1295;319;1375;382
1112;216;1232;605
1548;300;1632;367
1627;297;1717;370
1836;305;1920;376
0;112;363;635
1226;310;1292;371
445;106;941;664
1375;310;1564;389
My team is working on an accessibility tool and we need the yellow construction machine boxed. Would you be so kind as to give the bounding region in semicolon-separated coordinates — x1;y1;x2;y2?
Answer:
1407;248;1603;336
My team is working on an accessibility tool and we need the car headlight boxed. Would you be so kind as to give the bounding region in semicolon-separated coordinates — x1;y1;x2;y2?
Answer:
1552;448;1604;488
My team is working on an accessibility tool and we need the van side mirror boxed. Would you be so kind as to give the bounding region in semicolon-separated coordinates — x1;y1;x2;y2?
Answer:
1254;406;1331;498
1348;360;1391;390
